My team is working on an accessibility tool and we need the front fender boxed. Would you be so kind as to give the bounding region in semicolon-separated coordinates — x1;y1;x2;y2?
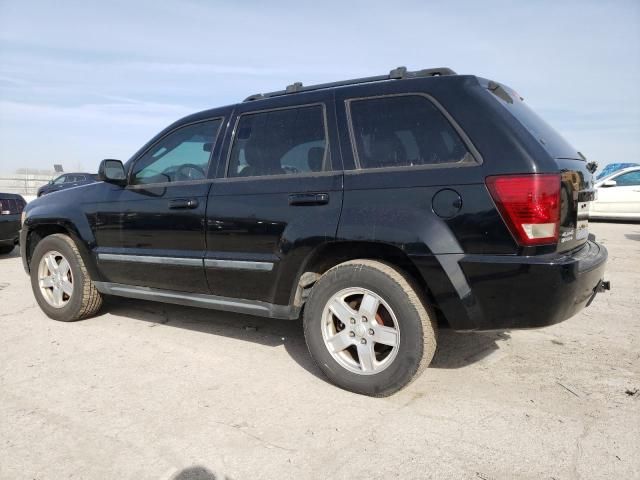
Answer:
21;186;105;281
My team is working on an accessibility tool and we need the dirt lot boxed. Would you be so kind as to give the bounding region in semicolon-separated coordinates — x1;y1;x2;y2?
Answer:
1;222;638;480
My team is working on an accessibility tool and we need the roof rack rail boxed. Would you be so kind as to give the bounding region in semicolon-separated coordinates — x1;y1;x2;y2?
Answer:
243;66;456;102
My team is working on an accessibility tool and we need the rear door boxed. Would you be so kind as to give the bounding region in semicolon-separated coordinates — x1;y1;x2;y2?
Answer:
93;117;225;293
205;91;343;305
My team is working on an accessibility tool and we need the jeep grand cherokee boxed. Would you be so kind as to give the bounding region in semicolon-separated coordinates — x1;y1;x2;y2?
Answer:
20;67;609;396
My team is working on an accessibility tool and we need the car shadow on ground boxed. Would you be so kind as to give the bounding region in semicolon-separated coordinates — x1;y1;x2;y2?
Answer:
170;465;218;480
101;296;508;382
624;233;640;241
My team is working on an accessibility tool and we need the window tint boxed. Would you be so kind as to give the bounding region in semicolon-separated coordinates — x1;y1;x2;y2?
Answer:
53;175;66;184
132;119;222;185
228;105;327;178
348;95;473;169
614;171;640;186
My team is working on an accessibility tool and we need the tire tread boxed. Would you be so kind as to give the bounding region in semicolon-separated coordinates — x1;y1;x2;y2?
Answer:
34;234;102;321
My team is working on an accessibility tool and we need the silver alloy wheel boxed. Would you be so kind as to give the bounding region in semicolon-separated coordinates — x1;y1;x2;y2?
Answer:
321;287;400;375
37;250;73;308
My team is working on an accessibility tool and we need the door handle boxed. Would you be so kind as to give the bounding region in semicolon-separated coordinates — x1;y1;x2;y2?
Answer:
288;193;329;206
169;198;199;209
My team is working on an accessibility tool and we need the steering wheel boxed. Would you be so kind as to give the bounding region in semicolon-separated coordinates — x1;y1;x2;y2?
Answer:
175;163;206;181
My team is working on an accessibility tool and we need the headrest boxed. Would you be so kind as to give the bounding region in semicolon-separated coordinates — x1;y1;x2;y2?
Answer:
307;147;325;172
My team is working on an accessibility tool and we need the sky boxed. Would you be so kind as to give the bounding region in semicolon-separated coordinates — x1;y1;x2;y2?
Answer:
0;0;639;173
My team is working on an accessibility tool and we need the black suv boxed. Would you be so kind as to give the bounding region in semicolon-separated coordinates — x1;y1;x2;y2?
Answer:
20;67;609;396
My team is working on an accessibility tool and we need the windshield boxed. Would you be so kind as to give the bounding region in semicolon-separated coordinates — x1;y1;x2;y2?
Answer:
596;162;640;179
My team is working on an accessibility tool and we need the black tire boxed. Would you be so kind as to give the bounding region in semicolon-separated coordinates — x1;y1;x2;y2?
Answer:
303;259;437;396
30;233;103;321
0;244;14;255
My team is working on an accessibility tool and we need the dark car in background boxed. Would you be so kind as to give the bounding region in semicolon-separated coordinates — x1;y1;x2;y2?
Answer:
20;66;610;395
0;193;26;255
37;173;98;197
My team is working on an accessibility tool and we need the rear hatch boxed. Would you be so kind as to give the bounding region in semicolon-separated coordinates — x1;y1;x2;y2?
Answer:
484;80;595;252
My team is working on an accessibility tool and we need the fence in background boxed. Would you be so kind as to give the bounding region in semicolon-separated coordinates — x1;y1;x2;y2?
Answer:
0;172;55;196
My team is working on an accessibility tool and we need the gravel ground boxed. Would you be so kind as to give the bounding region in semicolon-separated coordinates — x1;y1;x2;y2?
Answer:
0;222;638;480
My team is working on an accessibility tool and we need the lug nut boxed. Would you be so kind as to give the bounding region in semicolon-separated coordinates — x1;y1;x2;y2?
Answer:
360;338;367;344
350;318;356;324
368;329;374;335
362;316;368;322
349;331;355;337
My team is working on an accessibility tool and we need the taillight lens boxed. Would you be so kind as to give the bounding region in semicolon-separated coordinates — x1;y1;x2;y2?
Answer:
486;174;561;246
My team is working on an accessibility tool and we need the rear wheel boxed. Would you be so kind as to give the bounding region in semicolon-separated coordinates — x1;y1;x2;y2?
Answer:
303;259;437;396
30;234;103;321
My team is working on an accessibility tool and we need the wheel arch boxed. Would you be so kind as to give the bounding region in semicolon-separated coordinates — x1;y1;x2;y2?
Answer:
289;241;444;322
24;221;101;281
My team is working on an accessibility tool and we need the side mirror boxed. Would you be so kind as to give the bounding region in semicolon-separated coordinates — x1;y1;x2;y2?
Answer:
602;179;617;188
48;180;53;185
98;159;127;185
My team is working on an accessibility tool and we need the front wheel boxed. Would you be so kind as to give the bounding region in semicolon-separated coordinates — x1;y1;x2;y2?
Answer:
303;259;437;396
30;234;103;321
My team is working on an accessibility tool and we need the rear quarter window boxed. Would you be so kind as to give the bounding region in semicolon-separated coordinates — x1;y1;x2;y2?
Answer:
347;94;476;170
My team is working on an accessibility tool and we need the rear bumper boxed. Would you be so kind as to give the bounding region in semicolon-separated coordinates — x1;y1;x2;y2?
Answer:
415;241;608;331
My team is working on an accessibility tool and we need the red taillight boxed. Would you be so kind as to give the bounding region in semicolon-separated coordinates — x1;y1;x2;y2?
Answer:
486;174;561;246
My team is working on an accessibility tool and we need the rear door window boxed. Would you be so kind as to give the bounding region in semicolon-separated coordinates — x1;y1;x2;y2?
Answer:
347;94;474;169
228;105;328;177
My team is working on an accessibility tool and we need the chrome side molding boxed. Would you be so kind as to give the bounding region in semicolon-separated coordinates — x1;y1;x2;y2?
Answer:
97;253;202;267
204;259;274;271
97;253;275;271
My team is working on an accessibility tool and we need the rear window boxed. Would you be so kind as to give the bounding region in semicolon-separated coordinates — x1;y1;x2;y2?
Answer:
0;197;25;214
487;82;581;160
347;95;474;169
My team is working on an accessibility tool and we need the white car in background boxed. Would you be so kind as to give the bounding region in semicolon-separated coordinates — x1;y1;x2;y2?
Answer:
590;166;640;221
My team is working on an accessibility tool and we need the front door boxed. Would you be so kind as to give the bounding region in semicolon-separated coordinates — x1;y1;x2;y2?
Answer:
93;117;224;293
205;93;343;306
